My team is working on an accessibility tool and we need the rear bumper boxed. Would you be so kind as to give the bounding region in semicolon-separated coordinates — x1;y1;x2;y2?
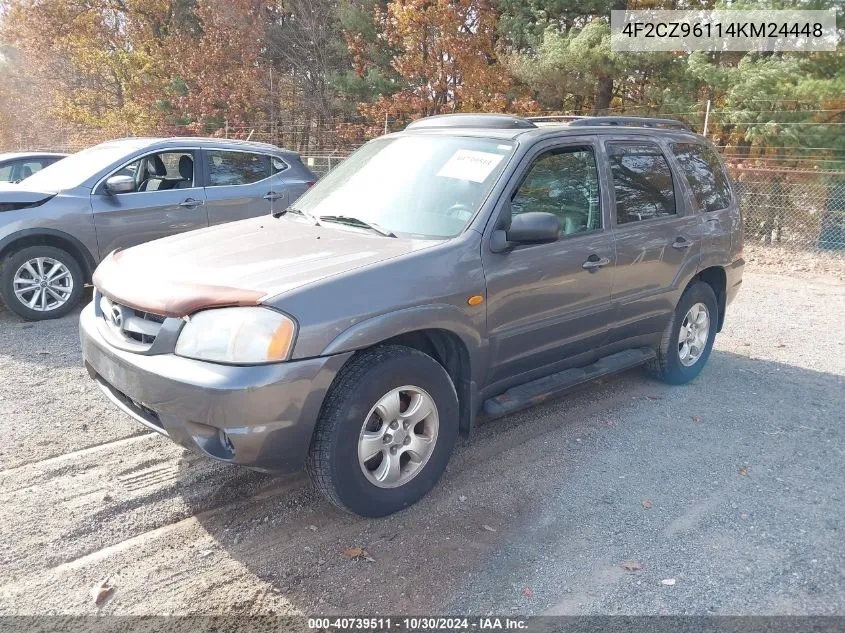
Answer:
79;302;351;472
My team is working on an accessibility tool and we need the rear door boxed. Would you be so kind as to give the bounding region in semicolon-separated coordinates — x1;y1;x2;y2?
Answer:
669;141;737;267
482;137;616;388
91;149;208;257
603;138;702;341
202;149;290;223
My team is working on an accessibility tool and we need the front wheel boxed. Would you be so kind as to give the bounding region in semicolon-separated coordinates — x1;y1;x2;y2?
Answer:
307;345;459;517
0;245;85;320
649;281;718;385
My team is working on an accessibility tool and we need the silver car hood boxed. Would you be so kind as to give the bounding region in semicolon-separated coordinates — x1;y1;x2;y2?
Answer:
94;216;439;315
0;182;56;209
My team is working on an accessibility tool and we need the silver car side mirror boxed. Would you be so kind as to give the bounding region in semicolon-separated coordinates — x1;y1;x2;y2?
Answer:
105;175;135;194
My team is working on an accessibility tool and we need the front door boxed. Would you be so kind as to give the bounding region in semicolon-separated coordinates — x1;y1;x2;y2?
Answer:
203;149;289;224
482;139;616;389
91;149;208;257
602;139;702;341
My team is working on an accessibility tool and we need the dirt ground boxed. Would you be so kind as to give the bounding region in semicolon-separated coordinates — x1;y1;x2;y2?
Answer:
0;271;843;616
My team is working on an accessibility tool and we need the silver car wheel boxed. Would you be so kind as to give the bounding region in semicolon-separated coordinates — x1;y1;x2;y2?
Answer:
358;385;439;489
678;302;710;367
12;257;74;312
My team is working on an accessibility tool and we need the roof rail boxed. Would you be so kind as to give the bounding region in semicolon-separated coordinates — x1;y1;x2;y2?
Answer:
406;113;537;130
525;115;587;123
567;116;692;132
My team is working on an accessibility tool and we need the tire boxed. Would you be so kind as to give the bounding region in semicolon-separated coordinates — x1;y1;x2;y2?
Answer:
307;344;459;517
648;281;719;385
0;245;85;320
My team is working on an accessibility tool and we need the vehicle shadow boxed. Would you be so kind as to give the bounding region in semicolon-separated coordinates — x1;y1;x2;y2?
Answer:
180;350;844;615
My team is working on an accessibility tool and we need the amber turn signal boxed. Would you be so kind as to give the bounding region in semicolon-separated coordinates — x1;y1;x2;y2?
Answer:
467;295;484;306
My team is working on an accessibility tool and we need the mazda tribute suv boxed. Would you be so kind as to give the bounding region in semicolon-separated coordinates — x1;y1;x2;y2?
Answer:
80;114;744;517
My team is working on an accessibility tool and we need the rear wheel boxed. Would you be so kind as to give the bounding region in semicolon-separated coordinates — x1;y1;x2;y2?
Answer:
649;281;718;385
0;245;85;320
307;345;459;517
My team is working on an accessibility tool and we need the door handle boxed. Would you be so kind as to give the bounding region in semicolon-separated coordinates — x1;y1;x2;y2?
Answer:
179;198;204;208
582;255;610;271
672;237;693;249
263;192;284;201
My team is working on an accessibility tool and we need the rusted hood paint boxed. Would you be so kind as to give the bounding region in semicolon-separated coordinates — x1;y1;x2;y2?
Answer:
91;216;435;317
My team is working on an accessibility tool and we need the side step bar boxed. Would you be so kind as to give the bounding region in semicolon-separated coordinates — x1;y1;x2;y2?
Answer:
481;347;657;420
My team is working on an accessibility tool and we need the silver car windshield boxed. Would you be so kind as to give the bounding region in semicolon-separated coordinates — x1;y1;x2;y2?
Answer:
22;143;140;192
293;136;515;239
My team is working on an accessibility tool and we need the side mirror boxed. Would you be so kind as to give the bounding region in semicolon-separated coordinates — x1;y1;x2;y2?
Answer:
105;175;135;195
506;212;561;244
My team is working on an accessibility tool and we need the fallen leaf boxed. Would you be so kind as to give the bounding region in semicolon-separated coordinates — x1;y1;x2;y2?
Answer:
641;499;653;509
692;416;702;424
521;587;534;598
308;525;318;531
776;343;787;348
482;524;497;532
739;466;749;476
344;547;375;562
661;578;676;586
459;495;467;502
622;560;641;572
90;579;114;606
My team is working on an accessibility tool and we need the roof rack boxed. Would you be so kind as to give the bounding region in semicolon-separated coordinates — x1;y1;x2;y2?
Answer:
567;116;692;132
406;113;537;130
525;115;587;123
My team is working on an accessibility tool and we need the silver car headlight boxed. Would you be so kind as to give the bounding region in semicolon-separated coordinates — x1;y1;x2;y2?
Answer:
175;307;296;364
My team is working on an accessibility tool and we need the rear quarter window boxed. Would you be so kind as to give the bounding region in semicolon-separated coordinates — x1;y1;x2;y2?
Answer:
671;142;732;212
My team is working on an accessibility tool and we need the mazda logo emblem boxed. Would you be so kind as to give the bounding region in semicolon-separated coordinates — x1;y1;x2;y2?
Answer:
107;305;124;329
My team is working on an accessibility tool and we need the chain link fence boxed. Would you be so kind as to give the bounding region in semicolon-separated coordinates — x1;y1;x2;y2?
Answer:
4;121;844;278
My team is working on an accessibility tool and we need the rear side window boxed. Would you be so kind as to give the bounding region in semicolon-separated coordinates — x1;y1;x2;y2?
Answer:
207;151;270;186
671;142;732;212
0;164;12;181
607;142;676;225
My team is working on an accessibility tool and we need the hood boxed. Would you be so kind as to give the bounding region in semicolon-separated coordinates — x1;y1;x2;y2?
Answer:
93;216;438;317
0;182;56;211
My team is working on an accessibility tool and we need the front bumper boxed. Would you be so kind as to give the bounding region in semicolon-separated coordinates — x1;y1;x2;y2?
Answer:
79;302;351;472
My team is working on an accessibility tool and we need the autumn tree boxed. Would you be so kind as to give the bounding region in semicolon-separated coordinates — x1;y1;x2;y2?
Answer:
0;0;266;136
345;0;531;130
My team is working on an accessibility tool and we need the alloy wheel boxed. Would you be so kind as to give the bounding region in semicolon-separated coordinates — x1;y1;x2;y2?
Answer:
358;385;439;489
12;257;74;312
678;302;710;367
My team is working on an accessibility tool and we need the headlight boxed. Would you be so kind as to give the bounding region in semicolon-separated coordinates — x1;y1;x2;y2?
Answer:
175;307;296;364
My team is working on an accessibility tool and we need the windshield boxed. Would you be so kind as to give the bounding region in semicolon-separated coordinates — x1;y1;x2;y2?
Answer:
293;135;515;239
23;143;139;192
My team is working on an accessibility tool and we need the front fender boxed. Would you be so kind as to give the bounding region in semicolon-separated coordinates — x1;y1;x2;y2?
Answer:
320;303;488;385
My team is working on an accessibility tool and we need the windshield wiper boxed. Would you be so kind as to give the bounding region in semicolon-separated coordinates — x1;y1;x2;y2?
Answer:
278;206;319;225
318;215;397;238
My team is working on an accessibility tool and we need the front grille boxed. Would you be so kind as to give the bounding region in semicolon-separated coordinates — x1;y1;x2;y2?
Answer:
94;374;165;433
99;295;166;347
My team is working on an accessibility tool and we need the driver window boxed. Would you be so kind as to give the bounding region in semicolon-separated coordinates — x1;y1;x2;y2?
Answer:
111;151;196;194
511;146;601;236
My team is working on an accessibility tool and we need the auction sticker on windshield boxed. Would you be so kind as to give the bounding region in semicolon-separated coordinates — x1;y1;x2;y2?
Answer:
437;150;505;183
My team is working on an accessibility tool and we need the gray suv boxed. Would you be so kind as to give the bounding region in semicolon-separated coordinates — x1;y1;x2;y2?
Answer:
0;138;315;320
80;115;744;517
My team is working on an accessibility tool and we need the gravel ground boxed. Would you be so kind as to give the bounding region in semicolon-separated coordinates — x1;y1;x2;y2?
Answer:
0;272;843;616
